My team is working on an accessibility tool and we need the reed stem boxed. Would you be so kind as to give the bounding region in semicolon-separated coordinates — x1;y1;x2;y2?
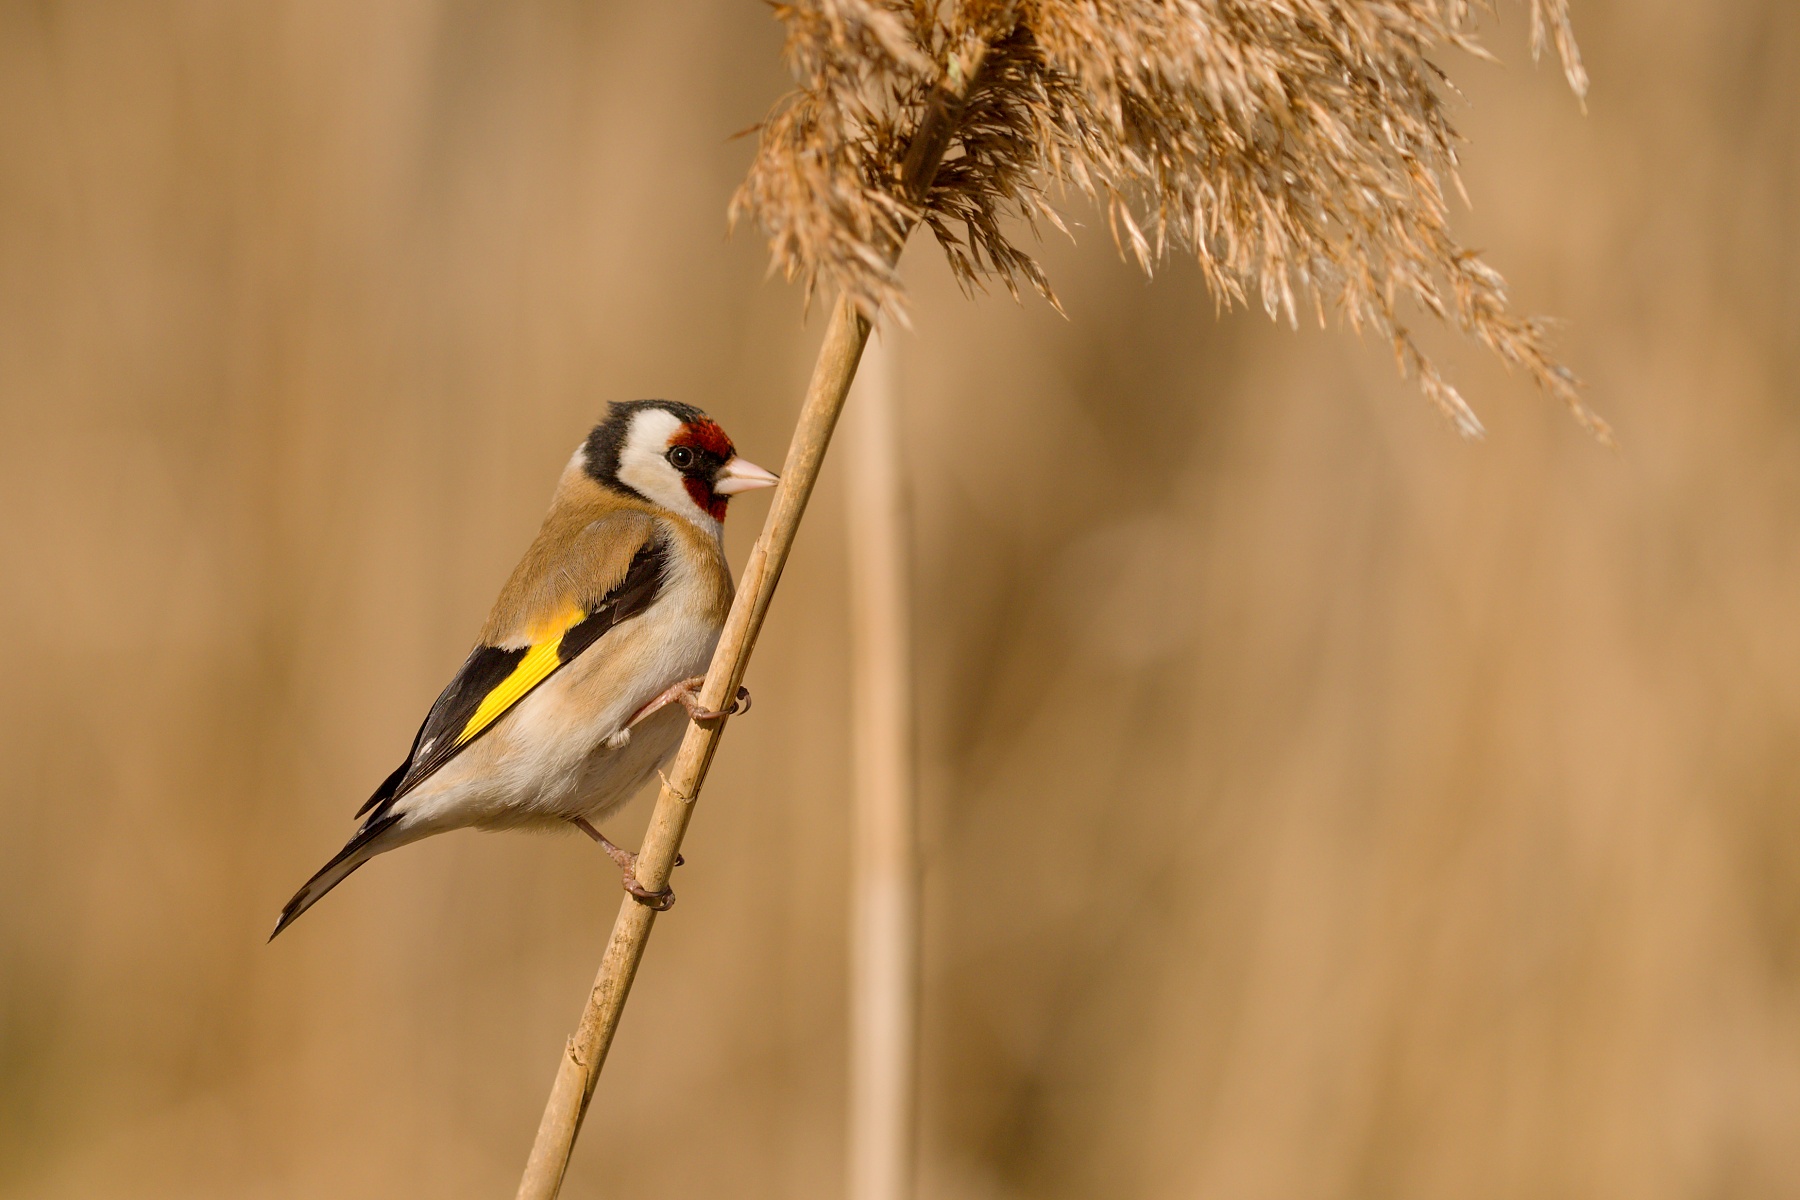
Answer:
514;47;991;1199
846;336;919;1200
513;294;870;1200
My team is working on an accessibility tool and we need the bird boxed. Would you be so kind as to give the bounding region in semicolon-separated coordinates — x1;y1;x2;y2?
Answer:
271;400;778;939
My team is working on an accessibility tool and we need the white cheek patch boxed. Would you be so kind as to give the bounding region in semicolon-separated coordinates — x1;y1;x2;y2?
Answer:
614;409;698;516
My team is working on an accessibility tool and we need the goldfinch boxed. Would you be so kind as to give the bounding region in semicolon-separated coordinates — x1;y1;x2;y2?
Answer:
272;400;777;938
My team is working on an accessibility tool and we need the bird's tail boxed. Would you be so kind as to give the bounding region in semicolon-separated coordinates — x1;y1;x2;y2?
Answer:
270;813;403;941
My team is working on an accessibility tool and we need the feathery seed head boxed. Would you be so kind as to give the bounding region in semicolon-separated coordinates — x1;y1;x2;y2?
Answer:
732;0;1604;439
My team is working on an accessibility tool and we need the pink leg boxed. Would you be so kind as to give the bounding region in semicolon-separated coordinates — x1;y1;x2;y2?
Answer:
623;676;752;727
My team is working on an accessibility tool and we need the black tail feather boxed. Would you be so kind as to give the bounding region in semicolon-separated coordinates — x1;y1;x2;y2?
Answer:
269;813;403;941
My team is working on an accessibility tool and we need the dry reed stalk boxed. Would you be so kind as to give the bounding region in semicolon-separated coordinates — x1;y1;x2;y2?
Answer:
514;299;870;1200
520;3;1592;1193
845;335;920;1200
514;56;986;1200
515;295;872;1200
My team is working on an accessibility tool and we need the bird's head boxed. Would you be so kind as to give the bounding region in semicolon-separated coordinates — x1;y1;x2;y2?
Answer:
583;400;777;529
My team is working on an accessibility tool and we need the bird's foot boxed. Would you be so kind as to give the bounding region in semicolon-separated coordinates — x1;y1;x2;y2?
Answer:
570;817;680;909
625;676;751;727
625;877;676;911
684;681;750;721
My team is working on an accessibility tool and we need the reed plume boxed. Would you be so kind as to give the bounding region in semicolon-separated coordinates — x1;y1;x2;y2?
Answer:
518;4;1594;1196
733;0;1603;439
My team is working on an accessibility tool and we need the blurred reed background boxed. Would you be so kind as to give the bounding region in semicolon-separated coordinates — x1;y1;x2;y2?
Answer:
2;1;1798;1197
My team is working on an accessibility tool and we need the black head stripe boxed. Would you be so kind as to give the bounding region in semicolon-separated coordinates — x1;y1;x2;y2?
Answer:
584;400;708;494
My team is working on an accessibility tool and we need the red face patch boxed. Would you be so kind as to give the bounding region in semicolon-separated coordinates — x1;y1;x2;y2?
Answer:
670;418;734;460
683;477;728;521
672;419;736;521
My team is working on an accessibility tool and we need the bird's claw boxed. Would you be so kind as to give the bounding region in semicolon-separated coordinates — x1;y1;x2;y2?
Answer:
624;878;676;911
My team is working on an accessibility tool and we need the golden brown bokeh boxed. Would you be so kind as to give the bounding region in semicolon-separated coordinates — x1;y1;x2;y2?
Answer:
1;2;1797;1197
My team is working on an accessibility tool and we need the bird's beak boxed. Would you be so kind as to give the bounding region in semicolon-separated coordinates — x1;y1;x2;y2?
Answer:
713;456;780;495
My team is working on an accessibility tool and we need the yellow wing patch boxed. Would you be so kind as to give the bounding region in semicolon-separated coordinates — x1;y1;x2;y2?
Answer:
455;602;587;746
455;640;563;745
525;600;588;645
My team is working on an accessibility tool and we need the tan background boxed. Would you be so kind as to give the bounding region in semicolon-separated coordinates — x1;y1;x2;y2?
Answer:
3;1;1798;1197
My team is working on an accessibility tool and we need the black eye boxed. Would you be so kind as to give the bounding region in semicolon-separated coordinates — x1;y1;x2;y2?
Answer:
667;446;695;470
